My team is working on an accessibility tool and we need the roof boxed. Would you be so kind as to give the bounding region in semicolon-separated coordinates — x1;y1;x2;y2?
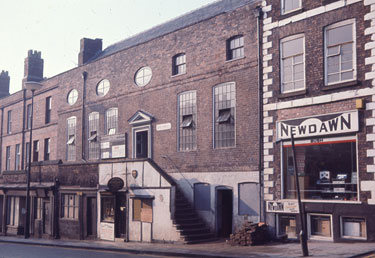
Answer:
92;0;257;62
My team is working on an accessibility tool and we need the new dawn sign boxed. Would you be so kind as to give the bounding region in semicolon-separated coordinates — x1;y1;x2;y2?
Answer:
276;110;359;140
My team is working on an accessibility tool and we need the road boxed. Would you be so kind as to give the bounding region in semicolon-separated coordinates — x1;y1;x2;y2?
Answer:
0;242;179;258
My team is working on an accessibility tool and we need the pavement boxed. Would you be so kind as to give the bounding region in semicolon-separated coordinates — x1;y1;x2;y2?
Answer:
0;236;374;258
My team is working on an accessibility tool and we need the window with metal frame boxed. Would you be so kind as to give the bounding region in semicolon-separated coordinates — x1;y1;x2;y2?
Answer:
173;53;186;75
325;19;356;85
66;116;76;161
44;138;50;161
61;194;79;219
7;110;12;134
178;91;196;151
105;108;118;135
88;112;100;160
45;96;52;124
15;144;21;170
280;34;305;93
227;35;244;60
214;82;236;148
281;0;301;14
5;146;11;170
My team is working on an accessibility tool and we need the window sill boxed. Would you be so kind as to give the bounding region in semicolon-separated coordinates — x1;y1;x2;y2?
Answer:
281;8;304;19
225;56;245;63
277;88;307;99
322;80;359;91
323;0;340;5
171;72;186;78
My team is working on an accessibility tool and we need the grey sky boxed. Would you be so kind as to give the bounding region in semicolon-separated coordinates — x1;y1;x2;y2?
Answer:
0;0;216;94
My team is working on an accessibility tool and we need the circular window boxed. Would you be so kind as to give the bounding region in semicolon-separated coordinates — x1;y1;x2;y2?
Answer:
96;79;110;96
67;89;78;105
134;67;152;87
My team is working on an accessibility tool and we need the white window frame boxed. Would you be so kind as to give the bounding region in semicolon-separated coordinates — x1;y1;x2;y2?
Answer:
132;125;152;159
307;213;333;241
281;0;302;15
96;79;110;97
280;34;305;93
67;89;78;105
340;216;367;240
66;116;76;161
324;19;356;86
134;67;152;87
105;108;118;135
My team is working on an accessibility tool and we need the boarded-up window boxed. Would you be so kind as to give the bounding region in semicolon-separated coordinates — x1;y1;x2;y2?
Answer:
194;183;210;211
133;198;152;222
238;183;259;216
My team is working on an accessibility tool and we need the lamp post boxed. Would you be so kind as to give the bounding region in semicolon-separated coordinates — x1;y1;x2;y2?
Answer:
23;81;42;239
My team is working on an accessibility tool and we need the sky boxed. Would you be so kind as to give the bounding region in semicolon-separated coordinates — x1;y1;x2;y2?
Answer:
0;0;217;94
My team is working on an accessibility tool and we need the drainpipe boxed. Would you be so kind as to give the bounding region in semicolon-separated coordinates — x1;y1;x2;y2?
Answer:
21;89;27;170
81;71;88;161
254;5;264;223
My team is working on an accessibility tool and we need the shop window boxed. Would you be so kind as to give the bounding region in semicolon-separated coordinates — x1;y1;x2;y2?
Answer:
278;214;297;239
238;183;259;216
101;197;115;223
282;0;301;14
66;116;76;161
341;217;366;239
280;34;305;93
88;112;100;160
194;183;211;211
214;82;236;148
173;53;186;75
178;91;197;151
227;35;244;60
61;194;79;220
133;198;153;223
308;214;332;240
324;19;356;85
282;137;357;201
7;196;20;226
105;108;118;135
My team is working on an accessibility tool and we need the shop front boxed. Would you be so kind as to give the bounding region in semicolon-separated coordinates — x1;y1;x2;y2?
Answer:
268;110;375;242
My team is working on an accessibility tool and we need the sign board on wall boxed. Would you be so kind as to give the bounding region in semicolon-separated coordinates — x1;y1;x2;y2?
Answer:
156;123;171;131
276;110;359;140
100;222;115;241
101;133;126;159
266;200;299;213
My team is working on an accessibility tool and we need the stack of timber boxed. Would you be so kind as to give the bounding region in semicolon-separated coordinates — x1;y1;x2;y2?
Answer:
229;222;269;246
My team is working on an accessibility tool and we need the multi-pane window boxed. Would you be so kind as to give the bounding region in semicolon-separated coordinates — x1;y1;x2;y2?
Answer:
133;198;153;222
33;140;39;162
45;96;52;124
227;35;244;60
88;112;100;160
178;91;196;151
282;0;301;14
214;82;236;148
173;54;186;75
61;194;79;219
26;104;32;130
7;196;20;226
44;138;50;161
25;142;30;168
135;67;152;87
105;108;118;135
7;110;12;134
325;19;356;85
281;35;305;93
66;116;76;161
15;144;20;170
6;146;11;170
96;79;110;97
67;89;78;105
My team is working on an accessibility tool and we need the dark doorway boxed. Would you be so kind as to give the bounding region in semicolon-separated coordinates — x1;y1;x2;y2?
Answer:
136;131;148;158
217;189;233;238
115;193;126;238
43;201;51;235
87;197;97;237
0;196;3;232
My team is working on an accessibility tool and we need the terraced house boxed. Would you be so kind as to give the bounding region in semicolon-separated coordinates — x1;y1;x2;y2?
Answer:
0;0;263;243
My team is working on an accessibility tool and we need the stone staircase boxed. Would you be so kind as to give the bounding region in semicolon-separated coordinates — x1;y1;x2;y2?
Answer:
173;188;216;244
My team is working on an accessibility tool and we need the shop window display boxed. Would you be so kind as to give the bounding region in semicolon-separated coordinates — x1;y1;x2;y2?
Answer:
282;138;357;201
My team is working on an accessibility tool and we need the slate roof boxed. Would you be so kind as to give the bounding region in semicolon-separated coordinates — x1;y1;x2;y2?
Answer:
92;0;257;62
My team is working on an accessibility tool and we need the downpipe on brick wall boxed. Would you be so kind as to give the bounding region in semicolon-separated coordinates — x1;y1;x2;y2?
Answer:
81;71;88;161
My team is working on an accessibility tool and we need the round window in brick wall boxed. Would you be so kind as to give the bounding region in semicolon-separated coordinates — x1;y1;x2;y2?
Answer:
67;89;78;105
96;79;110;96
134;66;152;87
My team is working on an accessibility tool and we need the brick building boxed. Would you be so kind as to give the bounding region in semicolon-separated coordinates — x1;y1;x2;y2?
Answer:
0;0;263;243
262;0;375;242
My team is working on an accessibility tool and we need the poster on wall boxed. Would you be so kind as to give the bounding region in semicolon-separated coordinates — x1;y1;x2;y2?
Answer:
276;110;359;140
100;223;115;241
101;133;126;159
266;200;299;213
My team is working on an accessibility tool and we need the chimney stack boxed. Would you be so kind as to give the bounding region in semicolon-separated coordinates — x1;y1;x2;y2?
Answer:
78;38;102;66
0;70;10;98
23;50;44;87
